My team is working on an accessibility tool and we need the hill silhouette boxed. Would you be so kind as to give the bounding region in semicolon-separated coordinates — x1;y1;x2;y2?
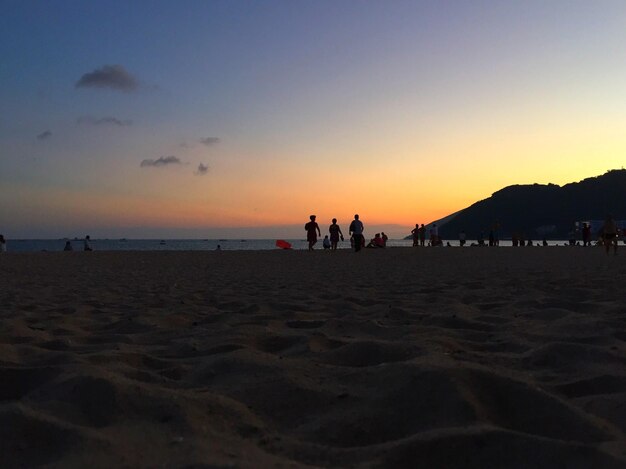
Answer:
430;169;626;240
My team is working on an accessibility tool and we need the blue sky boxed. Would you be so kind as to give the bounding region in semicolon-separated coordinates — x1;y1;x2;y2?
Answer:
1;1;626;238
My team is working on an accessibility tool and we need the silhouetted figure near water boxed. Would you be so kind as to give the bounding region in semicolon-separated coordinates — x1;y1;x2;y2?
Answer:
0;234;6;252
459;230;466;247
419;224;426;246
429;224;439;246
64;241;73;251
601;215;618;255
477;232;485;246
349;214;364;252
411;224;420;246
305;215;321;251
84;235;92;251
493;221;500;246
323;235;331;249
381;232;388;247
328;218;344;250
582;223;592;246
367;233;385;248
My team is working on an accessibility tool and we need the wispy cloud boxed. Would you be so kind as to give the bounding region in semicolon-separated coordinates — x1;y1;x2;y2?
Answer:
200;137;220;146
140;156;182;168
75;65;139;92
36;130;52;141
195;163;209;175
77;116;132;127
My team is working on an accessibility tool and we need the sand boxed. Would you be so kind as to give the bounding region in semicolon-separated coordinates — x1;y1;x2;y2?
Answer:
0;247;625;468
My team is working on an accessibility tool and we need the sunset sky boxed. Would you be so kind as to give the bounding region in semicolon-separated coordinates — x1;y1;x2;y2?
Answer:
1;1;625;238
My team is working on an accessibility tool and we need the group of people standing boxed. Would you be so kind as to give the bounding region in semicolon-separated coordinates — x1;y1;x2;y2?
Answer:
64;235;92;251
411;223;443;246
306;214;383;252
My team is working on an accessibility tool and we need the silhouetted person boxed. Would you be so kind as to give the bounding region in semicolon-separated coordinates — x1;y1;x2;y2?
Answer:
542;238;548;247
568;227;576;246
305;215;321;251
411;224;420;246
459;230;466;247
381;232;388;247
493;221;501;246
328;218;344;251
601;215;618;255
429;224;438;246
367;233;384;248
419;224;426;246
582;223;592;246
478;232;485;246
0;234;6;252
84;235;92;251
349;214;364;252
63;240;73;251
322;235;331;249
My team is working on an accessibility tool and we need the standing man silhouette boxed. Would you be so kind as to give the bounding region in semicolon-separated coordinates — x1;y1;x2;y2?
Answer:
349;214;364;252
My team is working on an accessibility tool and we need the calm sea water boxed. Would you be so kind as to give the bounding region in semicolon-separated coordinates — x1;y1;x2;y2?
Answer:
4;238;575;252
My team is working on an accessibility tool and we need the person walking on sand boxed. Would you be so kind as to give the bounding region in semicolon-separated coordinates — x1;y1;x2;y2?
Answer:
0;234;6;252
601;215;618;255
84;235;93;251
328;218;344;251
349;214;364;252
411;224;420;246
305;215;321;251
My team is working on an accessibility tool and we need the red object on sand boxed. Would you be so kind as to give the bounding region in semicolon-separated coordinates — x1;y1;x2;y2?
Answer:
275;240;292;249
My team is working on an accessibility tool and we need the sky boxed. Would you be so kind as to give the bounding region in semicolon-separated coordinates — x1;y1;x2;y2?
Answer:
1;0;625;238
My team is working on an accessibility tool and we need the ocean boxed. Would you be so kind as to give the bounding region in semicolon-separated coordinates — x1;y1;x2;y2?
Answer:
4;238;578;252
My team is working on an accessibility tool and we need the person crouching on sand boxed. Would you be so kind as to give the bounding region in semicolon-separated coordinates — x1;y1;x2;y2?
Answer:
305;215;321;251
367;233;385;248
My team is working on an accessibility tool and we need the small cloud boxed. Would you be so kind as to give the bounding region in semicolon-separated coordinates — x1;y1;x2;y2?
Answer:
75;65;139;92
195;163;209;175
37;130;52;141
77;116;132;126
140;156;182;168
200;137;220;146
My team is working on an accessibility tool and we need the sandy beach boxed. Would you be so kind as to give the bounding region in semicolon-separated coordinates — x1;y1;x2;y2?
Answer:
1;248;625;468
